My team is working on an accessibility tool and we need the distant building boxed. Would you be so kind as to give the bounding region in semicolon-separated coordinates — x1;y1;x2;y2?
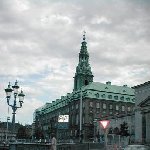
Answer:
33;34;135;142
0;122;27;142
133;81;150;144
0;122;21;141
0;128;16;142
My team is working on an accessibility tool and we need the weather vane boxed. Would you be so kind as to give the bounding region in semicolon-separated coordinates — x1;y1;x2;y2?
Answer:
83;30;86;41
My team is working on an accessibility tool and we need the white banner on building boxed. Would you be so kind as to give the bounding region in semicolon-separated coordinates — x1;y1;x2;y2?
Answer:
58;115;69;122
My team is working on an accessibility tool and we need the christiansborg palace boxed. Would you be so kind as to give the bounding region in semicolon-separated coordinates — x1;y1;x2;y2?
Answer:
33;34;150;144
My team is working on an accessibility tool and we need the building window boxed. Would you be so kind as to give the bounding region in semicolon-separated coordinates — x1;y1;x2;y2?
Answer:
103;111;106;114
82;116;85;124
103;103;106;109
95;93;99;98
66;107;69;112
96;102;100;108
108;95;112;99
96;109;100;113
109;104;113;109
83;101;85;108
114;96;118;100
126;98;130;101
89;101;93;107
120;96;124;101
116;105;119;110
76;103;78;109
89;116;93;124
85;80;88;85
128;106;131;111
76;114;79;125
71;115;74;124
89;107;93;113
75;130;77;136
101;94;106;98
71;105;74;110
122;106;125;111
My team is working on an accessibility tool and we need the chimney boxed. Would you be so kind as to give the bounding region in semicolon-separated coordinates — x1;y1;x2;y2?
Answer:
106;81;111;85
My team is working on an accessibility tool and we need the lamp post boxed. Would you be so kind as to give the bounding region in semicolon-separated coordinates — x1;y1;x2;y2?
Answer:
6;117;10;141
5;80;25;134
99;120;110;150
93;119;97;142
79;87;83;143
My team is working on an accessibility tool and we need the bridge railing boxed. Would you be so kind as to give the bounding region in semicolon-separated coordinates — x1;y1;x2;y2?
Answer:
9;142;105;150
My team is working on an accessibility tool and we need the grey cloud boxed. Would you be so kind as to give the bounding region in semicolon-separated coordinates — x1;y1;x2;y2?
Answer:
0;0;150;124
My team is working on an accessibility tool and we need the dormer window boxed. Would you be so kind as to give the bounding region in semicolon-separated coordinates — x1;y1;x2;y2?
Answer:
108;95;112;99
95;93;99;98
101;94;106;98
120;96;124;101
126;98;130;101
114;96;118;100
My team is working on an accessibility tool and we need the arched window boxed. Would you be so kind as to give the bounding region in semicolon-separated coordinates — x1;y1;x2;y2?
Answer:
85;80;88;85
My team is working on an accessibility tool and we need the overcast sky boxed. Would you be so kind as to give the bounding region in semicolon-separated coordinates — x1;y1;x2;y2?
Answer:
0;0;150;125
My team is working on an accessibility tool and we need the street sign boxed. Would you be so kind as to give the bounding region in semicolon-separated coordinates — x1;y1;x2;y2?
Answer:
99;120;110;129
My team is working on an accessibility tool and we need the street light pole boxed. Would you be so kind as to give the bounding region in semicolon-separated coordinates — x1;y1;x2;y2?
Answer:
5;80;25;134
79;87;83;143
93;119;97;142
6;117;10;141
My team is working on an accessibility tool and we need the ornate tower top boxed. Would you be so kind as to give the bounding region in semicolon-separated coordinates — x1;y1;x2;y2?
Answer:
73;32;94;91
83;30;86;41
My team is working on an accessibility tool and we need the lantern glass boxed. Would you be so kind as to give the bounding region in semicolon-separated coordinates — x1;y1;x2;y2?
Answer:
18;90;25;102
19;96;24;102
12;80;19;94
6;91;12;97
5;83;13;98
13;88;19;94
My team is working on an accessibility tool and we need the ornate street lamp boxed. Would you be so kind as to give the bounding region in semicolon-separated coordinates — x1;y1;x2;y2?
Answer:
5;80;25;134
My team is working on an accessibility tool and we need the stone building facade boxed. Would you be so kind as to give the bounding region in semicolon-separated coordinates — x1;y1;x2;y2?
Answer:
33;35;135;142
133;81;150;144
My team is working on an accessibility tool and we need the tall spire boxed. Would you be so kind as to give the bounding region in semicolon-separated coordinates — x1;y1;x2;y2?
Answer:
80;31;88;59
73;32;93;91
83;30;86;41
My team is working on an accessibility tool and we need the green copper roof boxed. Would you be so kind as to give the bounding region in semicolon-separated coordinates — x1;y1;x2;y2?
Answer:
36;81;135;115
71;81;135;103
82;82;135;96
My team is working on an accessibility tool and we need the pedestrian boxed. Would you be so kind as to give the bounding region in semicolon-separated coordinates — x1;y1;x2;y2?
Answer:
51;133;57;150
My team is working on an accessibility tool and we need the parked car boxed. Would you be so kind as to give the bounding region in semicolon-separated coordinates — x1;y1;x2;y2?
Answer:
124;145;150;150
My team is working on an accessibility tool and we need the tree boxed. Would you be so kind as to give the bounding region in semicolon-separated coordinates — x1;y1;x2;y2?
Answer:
17;125;32;139
34;127;44;139
108;127;113;134
119;122;129;136
17;126;27;139
113;127;120;135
